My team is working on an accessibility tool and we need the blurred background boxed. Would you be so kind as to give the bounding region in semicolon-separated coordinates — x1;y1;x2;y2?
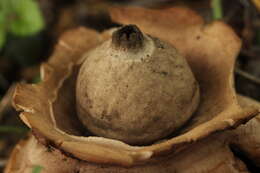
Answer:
0;0;260;172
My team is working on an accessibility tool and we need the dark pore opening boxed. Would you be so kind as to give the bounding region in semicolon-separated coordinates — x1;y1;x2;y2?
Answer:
112;24;144;50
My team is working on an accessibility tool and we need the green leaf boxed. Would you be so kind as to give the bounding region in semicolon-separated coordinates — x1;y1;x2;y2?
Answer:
211;0;223;20
0;125;28;134
0;11;6;49
9;0;44;36
0;29;6;49
32;165;43;173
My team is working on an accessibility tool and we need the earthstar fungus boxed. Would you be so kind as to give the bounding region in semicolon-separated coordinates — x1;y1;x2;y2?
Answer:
76;24;200;145
5;6;260;173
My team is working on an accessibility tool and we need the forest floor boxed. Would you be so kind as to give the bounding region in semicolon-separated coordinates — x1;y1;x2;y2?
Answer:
0;0;260;172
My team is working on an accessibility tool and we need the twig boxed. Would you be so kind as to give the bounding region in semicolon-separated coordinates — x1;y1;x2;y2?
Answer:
235;67;260;85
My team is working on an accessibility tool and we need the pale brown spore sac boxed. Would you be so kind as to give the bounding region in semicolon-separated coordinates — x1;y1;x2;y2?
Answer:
76;25;200;145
